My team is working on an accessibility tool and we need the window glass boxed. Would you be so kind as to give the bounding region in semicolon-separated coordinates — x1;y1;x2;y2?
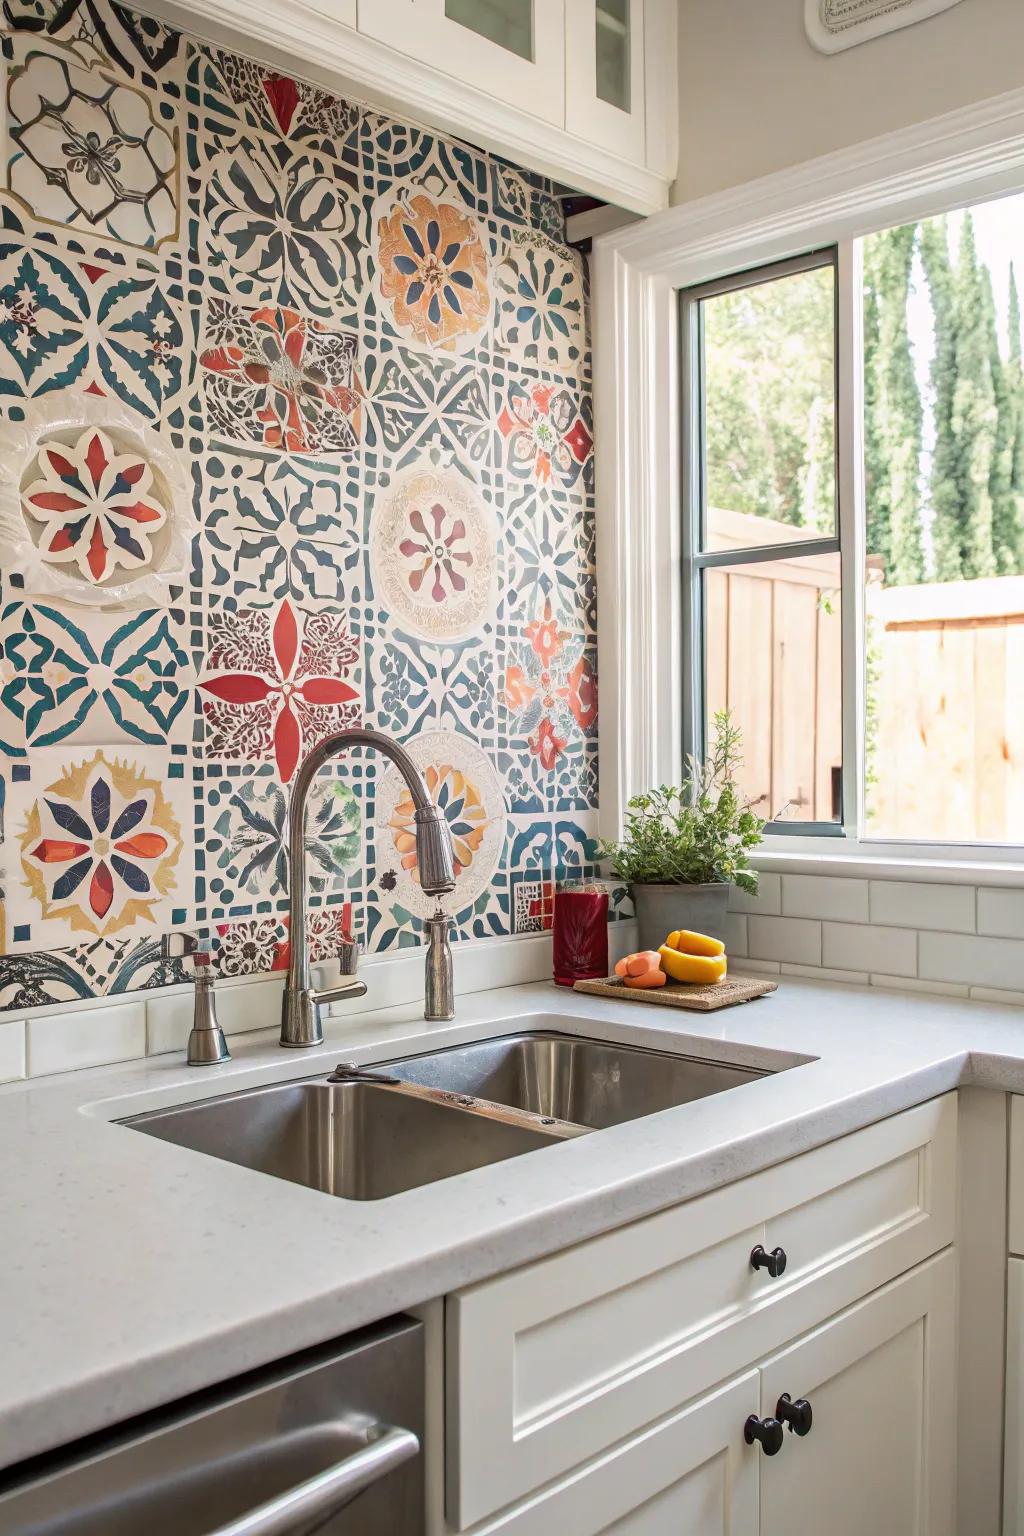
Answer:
704;552;842;824
862;198;1024;843
702;264;837;551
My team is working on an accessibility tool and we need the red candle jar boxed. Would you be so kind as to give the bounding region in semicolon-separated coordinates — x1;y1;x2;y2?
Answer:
552;881;609;987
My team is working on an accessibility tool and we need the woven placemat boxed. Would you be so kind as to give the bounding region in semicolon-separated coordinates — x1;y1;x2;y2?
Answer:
572;975;777;1011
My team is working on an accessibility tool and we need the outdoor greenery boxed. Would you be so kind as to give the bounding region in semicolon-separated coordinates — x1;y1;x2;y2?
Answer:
704;212;1024;586
600;712;765;893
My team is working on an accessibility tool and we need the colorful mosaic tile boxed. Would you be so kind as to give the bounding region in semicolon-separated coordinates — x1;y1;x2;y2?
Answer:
0;599;191;751
199;299;361;455
0;17;596;1016
199;598;361;784
5;36;179;250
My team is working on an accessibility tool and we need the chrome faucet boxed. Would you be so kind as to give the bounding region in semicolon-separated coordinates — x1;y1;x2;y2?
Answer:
281;727;457;1048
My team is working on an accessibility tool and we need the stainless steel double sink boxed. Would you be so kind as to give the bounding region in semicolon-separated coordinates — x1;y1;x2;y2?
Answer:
123;1030;772;1201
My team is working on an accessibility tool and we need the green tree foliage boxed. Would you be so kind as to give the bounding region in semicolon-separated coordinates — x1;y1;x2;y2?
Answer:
993;264;1024;573
703;265;835;532
862;224;924;583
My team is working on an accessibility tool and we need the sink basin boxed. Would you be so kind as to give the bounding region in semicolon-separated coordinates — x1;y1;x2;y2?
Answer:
122;1030;773;1200
124;1078;570;1200
382;1031;766;1130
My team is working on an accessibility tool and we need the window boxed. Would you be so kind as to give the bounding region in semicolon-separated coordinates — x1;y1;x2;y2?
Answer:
681;190;1024;850
681;249;843;832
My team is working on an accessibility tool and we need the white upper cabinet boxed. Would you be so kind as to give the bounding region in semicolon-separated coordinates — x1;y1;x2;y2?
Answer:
359;0;566;126
145;0;675;211
566;0;646;165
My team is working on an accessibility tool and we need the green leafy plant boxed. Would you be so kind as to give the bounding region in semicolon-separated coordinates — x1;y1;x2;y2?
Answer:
600;712;765;894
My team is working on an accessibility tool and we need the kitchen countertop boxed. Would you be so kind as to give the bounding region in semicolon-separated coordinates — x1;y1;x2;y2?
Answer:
4;973;1024;1473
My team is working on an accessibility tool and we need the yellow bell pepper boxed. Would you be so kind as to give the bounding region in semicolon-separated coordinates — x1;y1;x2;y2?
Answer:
664;928;725;958
658;945;728;985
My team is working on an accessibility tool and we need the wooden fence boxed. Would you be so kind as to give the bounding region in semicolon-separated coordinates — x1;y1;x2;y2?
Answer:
704;504;1024;841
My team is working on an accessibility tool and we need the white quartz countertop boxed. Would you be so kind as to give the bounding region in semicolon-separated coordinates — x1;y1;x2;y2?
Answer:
4;973;1024;1472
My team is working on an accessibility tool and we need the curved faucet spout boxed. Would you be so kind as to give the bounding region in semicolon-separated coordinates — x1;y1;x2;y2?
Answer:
282;727;456;1048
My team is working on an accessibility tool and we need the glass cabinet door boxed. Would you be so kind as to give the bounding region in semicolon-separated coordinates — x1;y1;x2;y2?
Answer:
359;0;566;125
565;0;646;162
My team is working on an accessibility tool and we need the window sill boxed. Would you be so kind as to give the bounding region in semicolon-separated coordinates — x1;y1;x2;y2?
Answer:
752;844;1024;888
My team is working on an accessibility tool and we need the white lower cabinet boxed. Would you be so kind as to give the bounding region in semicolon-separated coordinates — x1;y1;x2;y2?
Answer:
759;1251;956;1536
470;1372;759;1534
443;1097;959;1534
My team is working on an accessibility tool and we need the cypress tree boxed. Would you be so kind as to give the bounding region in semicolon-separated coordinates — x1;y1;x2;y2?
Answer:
862;225;924;583
1002;264;1024;573
920;217;963;580
987;264;1022;574
954;214;998;579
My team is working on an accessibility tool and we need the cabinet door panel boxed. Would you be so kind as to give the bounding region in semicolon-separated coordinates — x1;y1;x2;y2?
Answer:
1004;1257;1024;1534
480;1372;759;1535
758;1251;955;1536
358;0;565;124
565;0;646;162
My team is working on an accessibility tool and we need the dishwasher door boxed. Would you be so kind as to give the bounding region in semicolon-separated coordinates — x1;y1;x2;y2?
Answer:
0;1316;424;1536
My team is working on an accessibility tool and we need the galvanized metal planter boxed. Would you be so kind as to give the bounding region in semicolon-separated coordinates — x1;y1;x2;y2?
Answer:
632;882;730;952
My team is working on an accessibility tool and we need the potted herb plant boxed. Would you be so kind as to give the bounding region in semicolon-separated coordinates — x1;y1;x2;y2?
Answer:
600;711;765;952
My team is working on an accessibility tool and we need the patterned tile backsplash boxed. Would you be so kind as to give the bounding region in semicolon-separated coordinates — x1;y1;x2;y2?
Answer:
0;1;601;1014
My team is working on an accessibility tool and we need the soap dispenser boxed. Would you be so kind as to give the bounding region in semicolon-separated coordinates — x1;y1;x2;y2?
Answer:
187;950;231;1066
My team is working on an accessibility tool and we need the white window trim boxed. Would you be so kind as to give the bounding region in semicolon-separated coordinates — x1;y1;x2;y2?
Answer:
592;85;1024;876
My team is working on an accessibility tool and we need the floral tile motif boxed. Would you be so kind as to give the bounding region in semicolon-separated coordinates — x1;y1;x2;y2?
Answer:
6;38;179;250
0;243;185;419
502;484;595;628
3;0;183;86
362;342;491;468
4;746;190;947
0;599;191;752
494;230;586;370
373;187;490;354
18;423;169;584
214;914;286;976
198;299;361;454
369;459;497;642
201;133;365;322
501;600;597;750
199;598;360;783
501;741;599;815
496;374;594;493
200;764;359;918
365;630;494;741
202;448;362;610
189;43;361;161
371;727;506;933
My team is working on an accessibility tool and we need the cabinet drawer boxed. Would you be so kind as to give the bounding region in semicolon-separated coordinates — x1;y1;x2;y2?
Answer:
447;1093;956;1528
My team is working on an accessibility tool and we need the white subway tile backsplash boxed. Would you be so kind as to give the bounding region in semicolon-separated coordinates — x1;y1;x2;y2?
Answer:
145;976;284;1056
969;985;1024;1007
870;974;970;998
725;913;748;957
870;880;975;934
0;1020;26;1082
977;888;1024;939
733;958;781;976
919;931;1024;991
823;921;916;978
781;963;869;985
748;916;821;966
783;875;869;923
728;872;781;916
27;1002;145;1077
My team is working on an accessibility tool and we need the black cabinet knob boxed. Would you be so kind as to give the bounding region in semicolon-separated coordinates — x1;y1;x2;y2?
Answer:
776;1393;813;1436
750;1243;788;1278
744;1414;785;1456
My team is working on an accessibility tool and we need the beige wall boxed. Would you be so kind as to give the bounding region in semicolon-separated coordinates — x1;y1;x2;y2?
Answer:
673;0;1024;204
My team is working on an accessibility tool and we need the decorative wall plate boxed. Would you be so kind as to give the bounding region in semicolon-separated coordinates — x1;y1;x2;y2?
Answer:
374;729;506;921
805;0;965;53
0;393;189;608
370;457;497;642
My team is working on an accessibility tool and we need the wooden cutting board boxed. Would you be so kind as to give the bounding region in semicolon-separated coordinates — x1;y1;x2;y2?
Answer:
572;975;778;1011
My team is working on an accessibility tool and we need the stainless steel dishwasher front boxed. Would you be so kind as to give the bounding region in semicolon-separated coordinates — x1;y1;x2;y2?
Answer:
0;1315;424;1536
